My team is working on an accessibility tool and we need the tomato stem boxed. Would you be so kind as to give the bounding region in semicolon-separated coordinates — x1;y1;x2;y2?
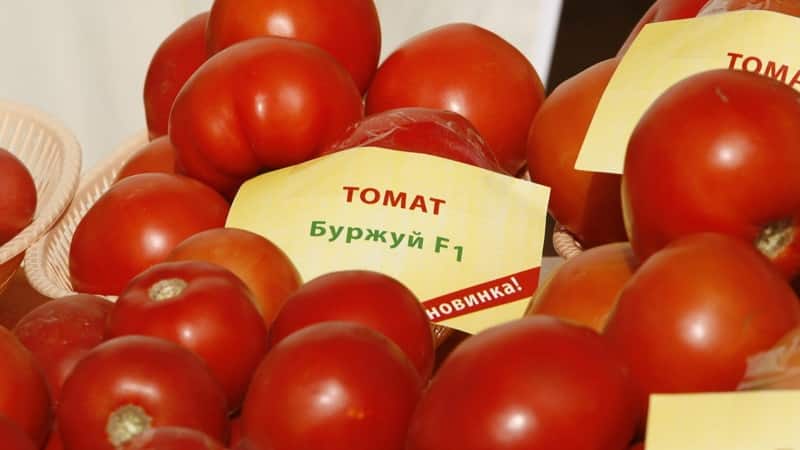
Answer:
106;404;152;447
148;278;188;301
756;218;794;259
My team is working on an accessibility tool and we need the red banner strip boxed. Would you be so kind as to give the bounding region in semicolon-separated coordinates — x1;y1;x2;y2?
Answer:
421;267;541;323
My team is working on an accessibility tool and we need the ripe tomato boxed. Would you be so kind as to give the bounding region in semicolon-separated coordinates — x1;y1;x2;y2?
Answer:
241;322;422;450
108;261;268;410
143;12;208;140
269;270;435;380
0;147;37;245
0;326;51;447
321;107;505;174
115;136;177;182
629;443;645;450
622;69;800;276
57;335;228;450
526;242;637;332
120;427;225;450
526;57;626;247
365;23;545;176
0;416;37;450
406;316;639;450
169;36;364;198
206;0;381;94
69;173;229;295
619;0;710;54
13;294;113;403
165;227;302;327
45;427;63;450
603;234;800;414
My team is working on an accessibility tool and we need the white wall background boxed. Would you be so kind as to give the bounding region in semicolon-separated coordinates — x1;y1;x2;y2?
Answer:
0;0;562;171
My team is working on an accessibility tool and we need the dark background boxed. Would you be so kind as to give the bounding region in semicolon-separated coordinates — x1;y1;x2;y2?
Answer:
541;0;653;255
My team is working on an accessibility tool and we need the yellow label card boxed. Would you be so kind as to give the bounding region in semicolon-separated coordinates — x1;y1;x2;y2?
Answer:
226;147;551;334
576;9;800;174
646;391;800;450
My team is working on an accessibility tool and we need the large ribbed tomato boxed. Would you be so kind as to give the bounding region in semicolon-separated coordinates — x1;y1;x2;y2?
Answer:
169;36;364;198
0;147;36;245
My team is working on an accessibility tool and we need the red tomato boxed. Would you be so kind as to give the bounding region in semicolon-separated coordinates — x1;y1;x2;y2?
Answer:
165;227;302;327
228;415;243;449
57;335;228;450
526;58;625;247
603;234;800;415
622;69;800;276
0;416;37;450
13;294;113;403
143;12;208;140
108;261;268;411
321;107;505;174
526;242;637;332
115;136;177;182
0;147;37;245
629;443;645;450
241;322;422;450
120;427;225;450
169;37;364;198
365;23;545;176
69;173;229;295
45;427;63;450
619;0;710;54
0;326;51;447
406;316;639;450
269;270;435;380
206;0;381;93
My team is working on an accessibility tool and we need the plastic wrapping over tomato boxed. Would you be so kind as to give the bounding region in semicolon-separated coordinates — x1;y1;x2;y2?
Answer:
169;36;364;199
738;326;800;390
698;0;800;16
321;107;505;174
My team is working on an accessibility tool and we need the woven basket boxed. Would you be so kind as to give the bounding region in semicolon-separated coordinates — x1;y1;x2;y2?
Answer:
24;130;455;345
552;222;583;259
0;100;82;294
24;130;147;300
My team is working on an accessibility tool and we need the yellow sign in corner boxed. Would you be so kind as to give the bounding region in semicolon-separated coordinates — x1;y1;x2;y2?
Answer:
576;9;800;174
646;391;800;449
226;147;551;335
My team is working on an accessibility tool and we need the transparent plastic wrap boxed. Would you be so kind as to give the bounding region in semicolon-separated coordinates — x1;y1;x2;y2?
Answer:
738;327;800;390
699;0;800;16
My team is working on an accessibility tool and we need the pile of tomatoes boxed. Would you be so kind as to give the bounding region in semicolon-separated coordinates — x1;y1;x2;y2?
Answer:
5;0;800;449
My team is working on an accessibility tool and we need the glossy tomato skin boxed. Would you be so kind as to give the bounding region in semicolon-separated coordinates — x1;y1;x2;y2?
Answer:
0;326;51;448
57;335;228;450
115;136;177;182
144;12;209;140
0;147;37;245
241;322;422;450
604;234;800;414
619;0;709;54
269;270;435;380
365;23;545;176
526;58;626;247
120;427;225;450
169;36;364;198
406;316;638;450
165;227;302;327
321;107;505;174
107;260;268;411
527;242;637;332
206;0;381;93
0;416;37;450
13;294;113;404
69;173;229;295
622;69;800;275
